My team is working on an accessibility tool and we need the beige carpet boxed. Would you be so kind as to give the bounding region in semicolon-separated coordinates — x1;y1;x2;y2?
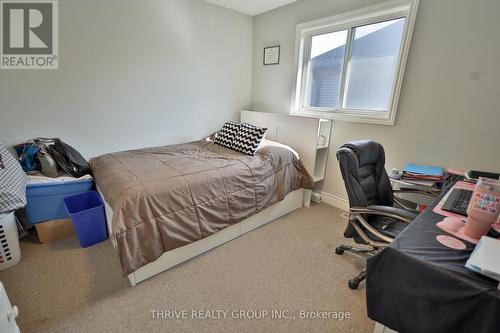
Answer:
0;203;374;333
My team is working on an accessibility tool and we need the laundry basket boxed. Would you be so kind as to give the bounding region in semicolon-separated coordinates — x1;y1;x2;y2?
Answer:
0;212;21;271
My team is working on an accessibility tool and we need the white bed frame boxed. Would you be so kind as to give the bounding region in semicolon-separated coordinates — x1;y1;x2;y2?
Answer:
100;111;320;286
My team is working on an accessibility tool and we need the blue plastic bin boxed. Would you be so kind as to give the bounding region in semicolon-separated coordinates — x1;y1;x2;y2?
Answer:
63;191;108;248
25;179;94;224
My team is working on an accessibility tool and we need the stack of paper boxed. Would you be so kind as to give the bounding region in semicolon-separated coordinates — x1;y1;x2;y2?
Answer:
402;163;444;182
466;236;500;287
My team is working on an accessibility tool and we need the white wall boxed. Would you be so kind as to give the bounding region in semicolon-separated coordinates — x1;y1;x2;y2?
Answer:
2;0;499;204
252;0;500;203
0;0;253;158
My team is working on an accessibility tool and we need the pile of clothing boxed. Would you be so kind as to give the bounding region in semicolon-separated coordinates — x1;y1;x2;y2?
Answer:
15;138;91;178
0;142;27;214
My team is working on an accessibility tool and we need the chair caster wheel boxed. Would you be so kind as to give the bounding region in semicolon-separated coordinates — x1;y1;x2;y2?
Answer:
335;247;345;255
348;279;360;290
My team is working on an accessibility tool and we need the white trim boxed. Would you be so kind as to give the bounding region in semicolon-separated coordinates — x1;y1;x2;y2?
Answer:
291;0;419;126
320;191;349;212
338;27;354;109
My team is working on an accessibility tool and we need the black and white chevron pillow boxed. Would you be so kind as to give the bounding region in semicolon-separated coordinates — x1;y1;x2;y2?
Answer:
231;123;267;156
214;121;241;148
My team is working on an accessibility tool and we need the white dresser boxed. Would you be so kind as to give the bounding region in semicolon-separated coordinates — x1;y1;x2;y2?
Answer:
0;282;20;333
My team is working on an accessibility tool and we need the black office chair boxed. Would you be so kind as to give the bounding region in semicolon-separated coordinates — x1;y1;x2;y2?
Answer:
335;140;437;289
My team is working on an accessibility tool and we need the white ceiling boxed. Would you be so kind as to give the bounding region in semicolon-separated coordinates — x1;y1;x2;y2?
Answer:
204;0;298;16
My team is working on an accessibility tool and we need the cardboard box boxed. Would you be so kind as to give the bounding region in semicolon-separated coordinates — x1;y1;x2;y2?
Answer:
34;219;75;243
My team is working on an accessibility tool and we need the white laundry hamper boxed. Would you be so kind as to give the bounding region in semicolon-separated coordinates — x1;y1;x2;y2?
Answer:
0;212;21;271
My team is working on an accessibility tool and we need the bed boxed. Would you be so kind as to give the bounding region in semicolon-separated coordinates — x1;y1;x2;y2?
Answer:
91;111;320;286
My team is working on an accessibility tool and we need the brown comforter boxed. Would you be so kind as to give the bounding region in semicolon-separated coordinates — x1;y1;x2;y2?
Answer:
90;139;314;275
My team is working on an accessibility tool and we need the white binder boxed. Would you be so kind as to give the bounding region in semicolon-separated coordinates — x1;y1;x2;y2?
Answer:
466;236;500;290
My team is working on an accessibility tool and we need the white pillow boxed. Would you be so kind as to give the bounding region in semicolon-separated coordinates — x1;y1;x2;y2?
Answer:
257;138;300;159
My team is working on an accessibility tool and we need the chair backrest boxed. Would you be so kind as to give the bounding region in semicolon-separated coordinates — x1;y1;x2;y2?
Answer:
336;140;394;238
336;140;394;209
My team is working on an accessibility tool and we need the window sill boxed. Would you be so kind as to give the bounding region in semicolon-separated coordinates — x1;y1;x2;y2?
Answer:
291;109;396;126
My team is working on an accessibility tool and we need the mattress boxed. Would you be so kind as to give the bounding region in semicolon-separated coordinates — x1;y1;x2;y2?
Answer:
27;172;93;185
90;139;314;275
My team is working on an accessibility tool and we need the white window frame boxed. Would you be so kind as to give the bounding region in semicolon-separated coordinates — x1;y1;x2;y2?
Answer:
291;0;419;126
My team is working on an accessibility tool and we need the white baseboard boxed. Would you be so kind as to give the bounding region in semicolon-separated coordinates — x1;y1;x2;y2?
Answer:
320;191;349;212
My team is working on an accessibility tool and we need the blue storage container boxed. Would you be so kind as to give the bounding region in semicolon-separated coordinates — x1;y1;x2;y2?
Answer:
63;191;108;248
25;179;94;224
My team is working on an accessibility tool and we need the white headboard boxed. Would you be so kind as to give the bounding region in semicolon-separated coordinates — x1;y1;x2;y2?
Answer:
240;110;320;176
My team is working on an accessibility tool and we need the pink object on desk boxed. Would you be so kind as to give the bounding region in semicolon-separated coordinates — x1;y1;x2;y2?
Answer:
464;177;500;239
436;235;466;250
446;168;466;177
436;217;480;244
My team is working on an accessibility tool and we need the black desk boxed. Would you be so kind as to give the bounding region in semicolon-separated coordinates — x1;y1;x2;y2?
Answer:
366;188;500;333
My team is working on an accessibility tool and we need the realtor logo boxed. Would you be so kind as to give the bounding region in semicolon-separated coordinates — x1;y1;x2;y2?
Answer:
1;0;58;69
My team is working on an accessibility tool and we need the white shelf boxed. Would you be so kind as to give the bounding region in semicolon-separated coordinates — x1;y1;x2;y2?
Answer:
313;146;328;183
312;119;332;184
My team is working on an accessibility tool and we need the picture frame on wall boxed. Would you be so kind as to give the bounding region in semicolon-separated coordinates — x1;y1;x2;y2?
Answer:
263;46;280;65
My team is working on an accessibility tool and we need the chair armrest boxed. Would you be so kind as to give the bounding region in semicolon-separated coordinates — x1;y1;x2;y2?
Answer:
367;205;419;221
393;188;439;212
393;188;440;198
350;205;416;224
348;205;415;245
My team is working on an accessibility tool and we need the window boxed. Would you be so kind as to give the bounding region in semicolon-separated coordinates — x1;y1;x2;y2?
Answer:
306;30;348;108
292;0;419;125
